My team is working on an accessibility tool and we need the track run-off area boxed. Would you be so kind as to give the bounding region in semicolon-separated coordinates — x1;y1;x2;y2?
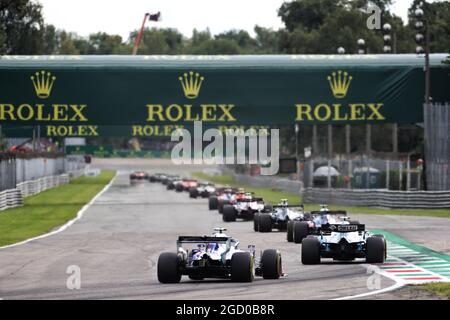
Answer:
0;159;449;300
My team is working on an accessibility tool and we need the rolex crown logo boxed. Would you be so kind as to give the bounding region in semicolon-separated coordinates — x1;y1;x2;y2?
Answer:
327;70;352;99
179;71;204;99
31;70;56;99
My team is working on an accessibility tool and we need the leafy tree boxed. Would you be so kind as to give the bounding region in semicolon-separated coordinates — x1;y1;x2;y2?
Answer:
215;30;258;53
129;28;184;54
87;32;123;54
58;31;79;54
278;0;340;32
42;24;57;54
0;0;45;54
406;0;450;54
188;38;241;55
254;26;281;53
191;28;212;46
0;26;6;54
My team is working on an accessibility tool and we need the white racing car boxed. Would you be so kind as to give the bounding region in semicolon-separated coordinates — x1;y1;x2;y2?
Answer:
301;222;387;264
157;228;283;283
222;192;272;222
189;182;216;198
254;199;307;236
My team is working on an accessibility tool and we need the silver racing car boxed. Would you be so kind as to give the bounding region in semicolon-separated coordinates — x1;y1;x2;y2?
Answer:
157;228;283;283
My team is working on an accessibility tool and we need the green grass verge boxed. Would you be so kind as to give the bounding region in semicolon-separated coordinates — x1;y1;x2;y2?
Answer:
0;170;115;247
422;283;450;299
192;172;450;218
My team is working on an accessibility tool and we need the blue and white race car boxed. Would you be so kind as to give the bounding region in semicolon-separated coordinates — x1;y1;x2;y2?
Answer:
189;182;216;198
301;222;387;264
157;228;283;283
254;199;307;236
291;205;349;243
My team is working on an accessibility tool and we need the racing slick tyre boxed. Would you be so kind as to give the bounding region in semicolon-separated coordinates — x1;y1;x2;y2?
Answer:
293;221;309;244
218;200;227;213
231;252;254;282
366;236;386;263
263;204;273;213
209;196;218;210
286;220;294;242
167;183;174;190
258;214;272;232
175;184;183;192
223;205;237;222
261;249;282;279
157;252;182;283
189;188;198;198
253;212;260;232
301;238;321;265
373;234;388;260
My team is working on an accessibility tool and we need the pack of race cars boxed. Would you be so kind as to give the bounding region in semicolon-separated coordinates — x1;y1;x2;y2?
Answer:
130;171;387;283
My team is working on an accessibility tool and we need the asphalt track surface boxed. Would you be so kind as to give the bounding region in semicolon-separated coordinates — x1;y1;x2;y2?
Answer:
0;159;449;300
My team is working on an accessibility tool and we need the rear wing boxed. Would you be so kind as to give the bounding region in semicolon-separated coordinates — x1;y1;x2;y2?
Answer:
321;224;365;233
310;210;347;216
215;187;238;193
236;197;264;202
273;204;304;209
177;236;230;243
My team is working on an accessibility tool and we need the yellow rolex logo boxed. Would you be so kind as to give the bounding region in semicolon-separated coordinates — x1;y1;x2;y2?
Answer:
327;70;352;99
31;70;56;99
179;71;204;99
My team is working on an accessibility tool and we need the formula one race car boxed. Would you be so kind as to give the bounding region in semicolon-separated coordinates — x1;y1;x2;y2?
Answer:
291;205;349;244
157;228;283;283
149;173;166;182
208;187;238;212
165;175;181;189
176;178;198;192
222;192;272;222
301;223;387;264
189;182;216;198
254;199;307;235
129;171;149;181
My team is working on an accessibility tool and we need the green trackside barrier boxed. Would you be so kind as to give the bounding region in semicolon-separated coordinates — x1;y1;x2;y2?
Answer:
1;54;449;134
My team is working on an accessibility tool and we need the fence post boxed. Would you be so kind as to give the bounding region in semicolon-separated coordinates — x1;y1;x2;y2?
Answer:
417;170;421;191
327;159;331;189
365;158;370;189
348;158;352;189
406;158;411;191
386;160;390;190
399;161;403;191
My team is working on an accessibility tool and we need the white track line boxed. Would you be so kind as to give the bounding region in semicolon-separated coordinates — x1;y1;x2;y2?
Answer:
0;172;117;251
335;257;406;300
334;282;404;300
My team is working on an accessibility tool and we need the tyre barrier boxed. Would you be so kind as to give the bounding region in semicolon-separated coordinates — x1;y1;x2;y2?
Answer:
0;189;23;212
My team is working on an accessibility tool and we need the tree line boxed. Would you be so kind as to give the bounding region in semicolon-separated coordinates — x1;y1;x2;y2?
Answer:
1;0;449;56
